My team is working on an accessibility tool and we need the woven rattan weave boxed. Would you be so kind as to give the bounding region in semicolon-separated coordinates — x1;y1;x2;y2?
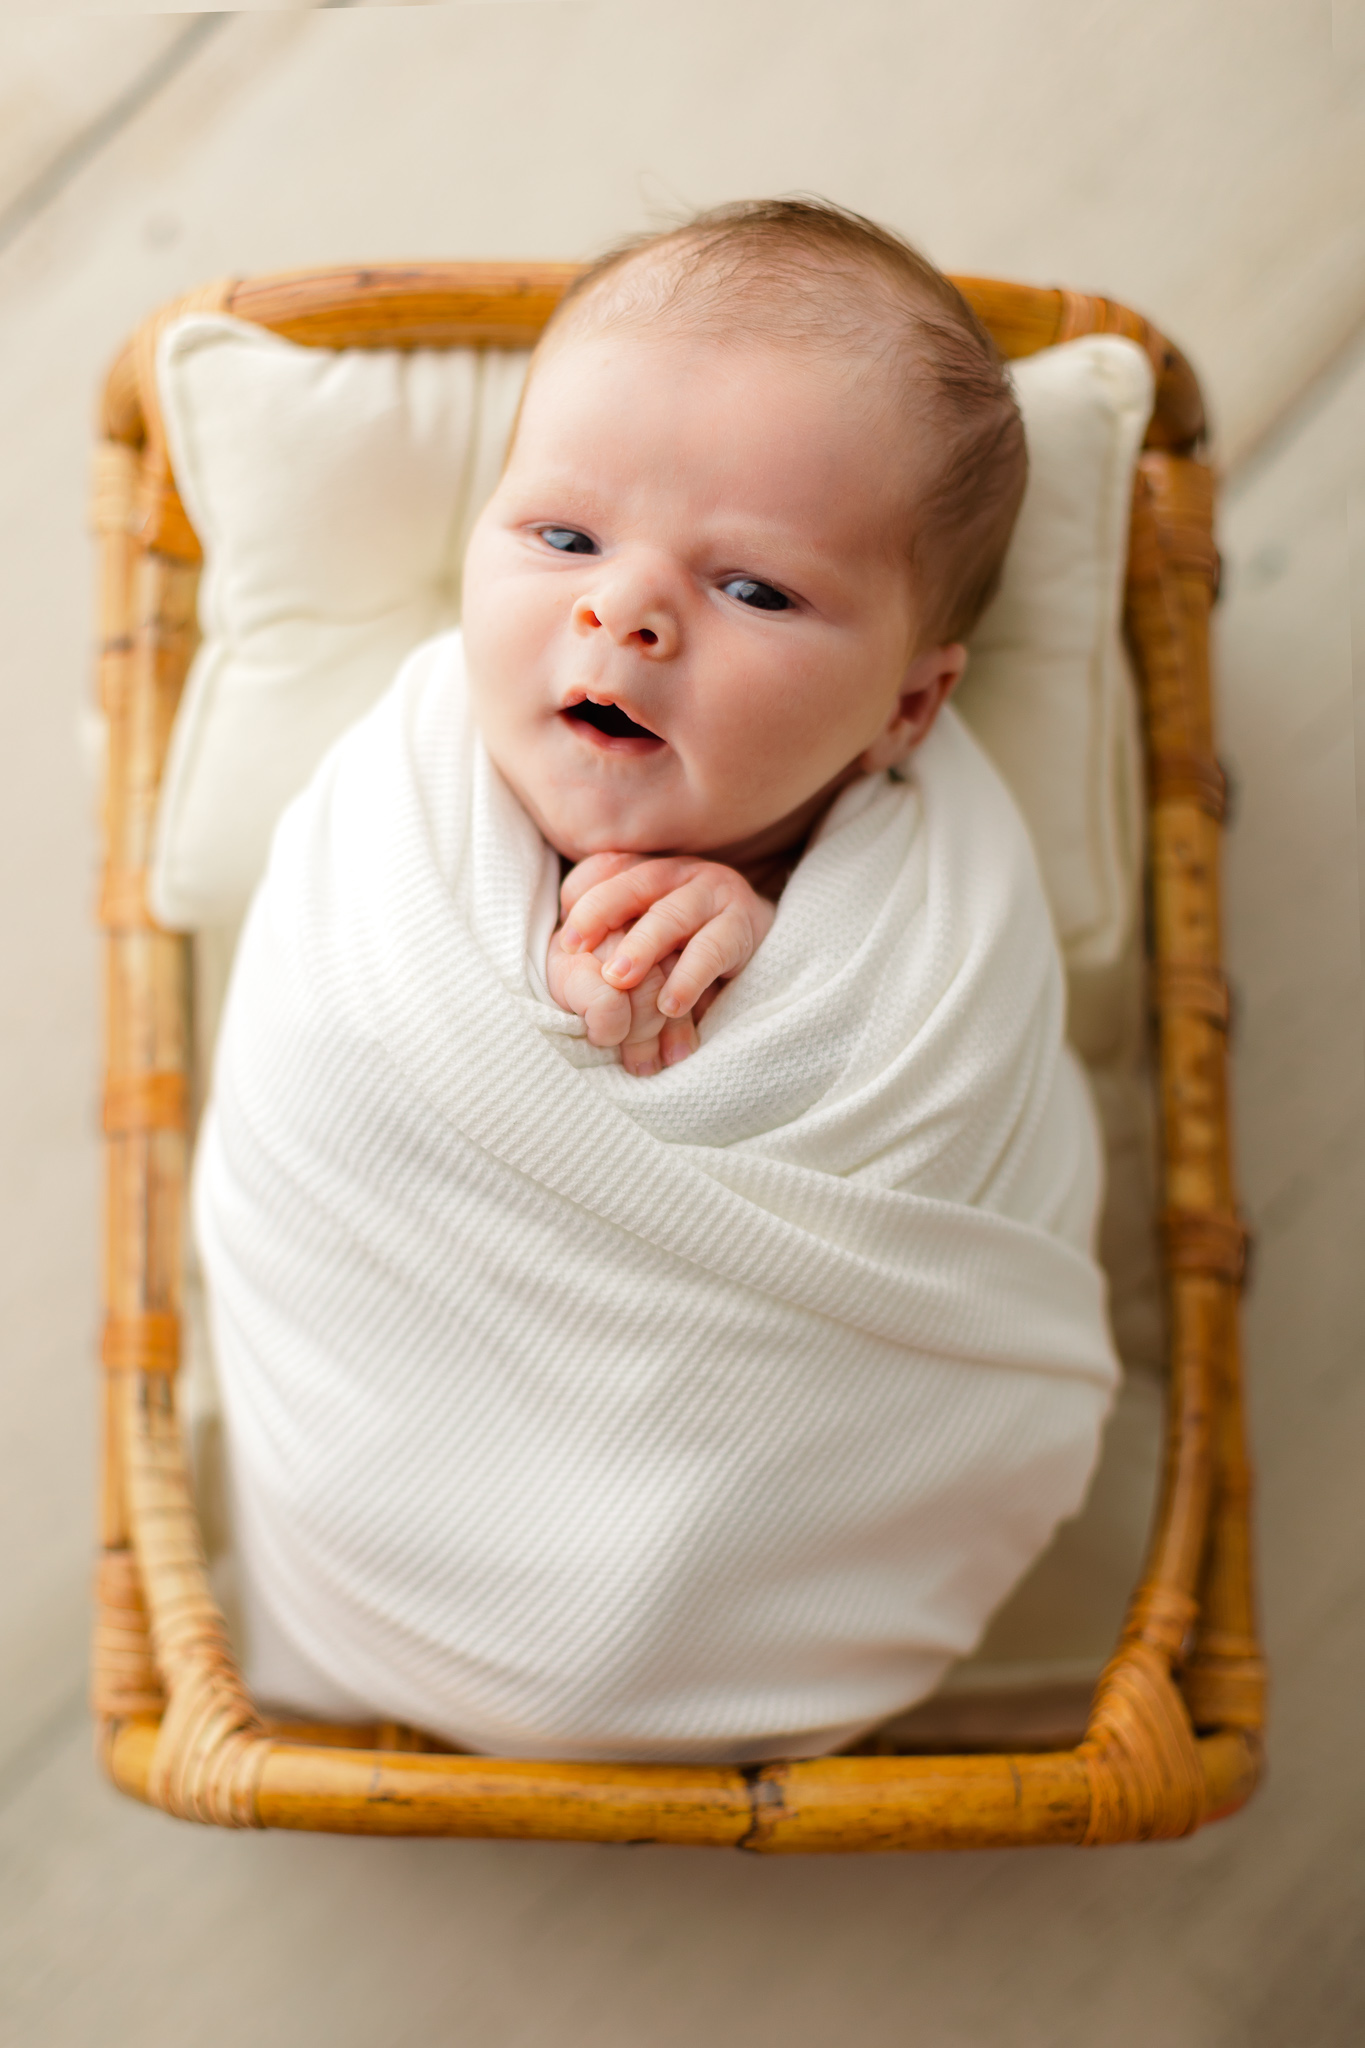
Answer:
90;265;1265;1848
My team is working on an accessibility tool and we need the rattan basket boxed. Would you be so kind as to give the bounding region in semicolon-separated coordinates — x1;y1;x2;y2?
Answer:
89;265;1265;1848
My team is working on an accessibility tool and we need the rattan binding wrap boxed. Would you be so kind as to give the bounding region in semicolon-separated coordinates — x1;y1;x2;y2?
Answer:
91;266;1265;1847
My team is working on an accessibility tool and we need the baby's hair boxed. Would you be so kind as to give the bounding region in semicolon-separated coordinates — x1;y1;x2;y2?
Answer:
535;198;1027;645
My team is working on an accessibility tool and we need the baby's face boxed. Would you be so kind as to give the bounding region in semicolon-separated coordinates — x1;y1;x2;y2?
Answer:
462;328;948;863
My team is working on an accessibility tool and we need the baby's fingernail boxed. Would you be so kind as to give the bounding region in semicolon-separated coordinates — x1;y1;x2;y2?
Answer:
658;992;680;1015
605;955;632;982
661;1037;692;1066
561;926;583;952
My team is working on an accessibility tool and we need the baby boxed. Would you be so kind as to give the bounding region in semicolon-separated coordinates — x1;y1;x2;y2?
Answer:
463;203;1012;1069
198;201;1117;1763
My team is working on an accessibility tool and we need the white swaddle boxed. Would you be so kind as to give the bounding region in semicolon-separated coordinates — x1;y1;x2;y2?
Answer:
196;629;1119;1763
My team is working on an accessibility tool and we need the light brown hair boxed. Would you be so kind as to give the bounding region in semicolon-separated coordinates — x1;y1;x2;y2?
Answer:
535;198;1027;644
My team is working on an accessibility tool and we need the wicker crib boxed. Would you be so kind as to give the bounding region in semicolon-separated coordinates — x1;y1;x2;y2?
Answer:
89;265;1264;1848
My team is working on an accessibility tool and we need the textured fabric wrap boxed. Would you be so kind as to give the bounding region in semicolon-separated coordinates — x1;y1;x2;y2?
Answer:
196;630;1118;1763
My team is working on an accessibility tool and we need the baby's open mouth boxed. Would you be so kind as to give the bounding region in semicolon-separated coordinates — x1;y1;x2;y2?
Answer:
562;699;665;751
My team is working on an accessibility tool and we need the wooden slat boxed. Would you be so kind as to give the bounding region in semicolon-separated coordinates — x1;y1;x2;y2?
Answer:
103;1070;189;1135
101;1313;180;1374
100;1713;1260;1849
227;262;580;350
1161;1210;1250;1285
1150;751;1229;820
1154;964;1231;1028
98;867;152;931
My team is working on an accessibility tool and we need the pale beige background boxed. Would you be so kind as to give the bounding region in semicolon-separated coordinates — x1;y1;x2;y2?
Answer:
0;6;1362;2043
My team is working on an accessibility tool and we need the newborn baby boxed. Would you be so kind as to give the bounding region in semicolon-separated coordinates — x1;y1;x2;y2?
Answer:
197;200;1119;1762
464;216;983;1074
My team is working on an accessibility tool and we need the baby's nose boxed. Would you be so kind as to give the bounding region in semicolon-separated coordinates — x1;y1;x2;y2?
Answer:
571;582;678;657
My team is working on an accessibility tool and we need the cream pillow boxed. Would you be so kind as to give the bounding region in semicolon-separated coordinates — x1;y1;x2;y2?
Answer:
151;319;531;928
150;314;1152;953
957;337;1151;971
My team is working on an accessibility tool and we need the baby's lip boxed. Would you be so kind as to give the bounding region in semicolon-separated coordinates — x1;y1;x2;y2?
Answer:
559;688;667;756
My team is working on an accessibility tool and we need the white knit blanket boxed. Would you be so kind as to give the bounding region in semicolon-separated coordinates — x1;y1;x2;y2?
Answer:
196;630;1118;1763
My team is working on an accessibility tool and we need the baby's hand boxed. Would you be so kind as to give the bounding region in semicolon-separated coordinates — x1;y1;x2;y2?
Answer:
546;918;691;1078
553;853;775;1072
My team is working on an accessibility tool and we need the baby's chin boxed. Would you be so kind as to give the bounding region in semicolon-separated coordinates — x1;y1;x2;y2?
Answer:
532;795;733;866
513;765;708;863
501;734;818;866
526;771;848;869
541;816;697;863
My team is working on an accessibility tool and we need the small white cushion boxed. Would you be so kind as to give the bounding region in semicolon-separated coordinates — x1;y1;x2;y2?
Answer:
150;315;1152;961
957;337;1151;971
152;321;531;927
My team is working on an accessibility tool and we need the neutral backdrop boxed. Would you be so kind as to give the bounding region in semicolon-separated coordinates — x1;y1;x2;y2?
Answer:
1;6;1362;2044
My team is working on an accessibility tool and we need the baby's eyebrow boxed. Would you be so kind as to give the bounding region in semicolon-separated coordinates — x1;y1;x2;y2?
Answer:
499;458;611;512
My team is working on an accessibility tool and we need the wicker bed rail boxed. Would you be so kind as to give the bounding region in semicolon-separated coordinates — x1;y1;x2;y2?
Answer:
90;265;1264;1847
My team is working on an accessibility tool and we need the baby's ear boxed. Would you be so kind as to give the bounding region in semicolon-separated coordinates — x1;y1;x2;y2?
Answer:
860;643;968;773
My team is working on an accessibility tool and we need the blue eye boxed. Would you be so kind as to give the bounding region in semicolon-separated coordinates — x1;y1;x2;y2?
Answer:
541;527;597;554
722;577;790;611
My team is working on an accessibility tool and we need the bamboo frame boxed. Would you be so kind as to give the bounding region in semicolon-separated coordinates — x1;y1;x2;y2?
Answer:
90;264;1264;1847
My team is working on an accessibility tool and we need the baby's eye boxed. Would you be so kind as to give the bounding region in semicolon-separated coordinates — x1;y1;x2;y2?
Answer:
540;526;597;555
722;577;791;611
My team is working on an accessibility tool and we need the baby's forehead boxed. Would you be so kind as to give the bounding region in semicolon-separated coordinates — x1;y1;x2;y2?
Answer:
531;299;938;478
525;324;924;495
519;314;933;567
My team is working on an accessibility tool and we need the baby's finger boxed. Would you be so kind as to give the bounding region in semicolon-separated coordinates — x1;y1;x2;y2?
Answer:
598;876;735;990
616;952;682;1077
581;978;634;1047
562;858;698;957
553;943;634;1046
620;1035;664;1078
657;909;758;1015
658;1013;699;1067
615;887;758;1006
559;852;654;938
